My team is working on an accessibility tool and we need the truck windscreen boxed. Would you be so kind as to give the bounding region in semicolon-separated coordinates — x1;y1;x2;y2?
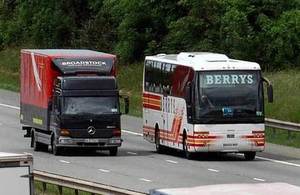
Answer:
62;97;119;115
194;70;264;124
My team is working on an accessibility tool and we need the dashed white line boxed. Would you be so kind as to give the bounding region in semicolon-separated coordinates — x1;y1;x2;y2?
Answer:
166;160;178;164
253;178;266;182
23;152;32;155
208;168;220;173
98;169;110;173
122;130;143;136
59;160;70;164
256;156;300;168
139;178;152;182
127;152;137;155
0;103;20;110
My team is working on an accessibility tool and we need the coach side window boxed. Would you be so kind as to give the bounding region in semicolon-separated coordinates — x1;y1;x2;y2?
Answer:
153;61;163;93
145;60;163;93
144;60;153;92
162;63;173;95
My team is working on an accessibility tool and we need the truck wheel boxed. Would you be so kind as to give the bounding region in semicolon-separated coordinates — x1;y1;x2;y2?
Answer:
33;136;43;151
244;152;256;161
32;130;43;151
52;137;61;156
109;147;118;156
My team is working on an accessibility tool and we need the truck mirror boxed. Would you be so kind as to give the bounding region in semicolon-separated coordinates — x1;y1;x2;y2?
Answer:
54;110;61;116
124;96;129;114
267;84;273;103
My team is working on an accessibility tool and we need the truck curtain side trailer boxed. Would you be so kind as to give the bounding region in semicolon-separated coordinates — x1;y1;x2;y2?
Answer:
20;49;128;155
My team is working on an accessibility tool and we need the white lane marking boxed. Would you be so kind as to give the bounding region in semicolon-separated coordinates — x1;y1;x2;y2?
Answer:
122;130;143;136
59;160;70;164
166;160;178;164
208;168;220;173
139;178;152;182
256;156;300;168
127;152;137;155
253;178;266;182
23;152;33;155
98;169;110;173
0;103;20;110
0;122;2;126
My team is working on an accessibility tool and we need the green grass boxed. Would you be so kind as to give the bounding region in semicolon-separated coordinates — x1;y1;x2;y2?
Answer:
35;181;90;195
117;63;143;117
0;47;20;72
265;127;300;148
0;67;19;91
264;70;300;123
0;47;20;91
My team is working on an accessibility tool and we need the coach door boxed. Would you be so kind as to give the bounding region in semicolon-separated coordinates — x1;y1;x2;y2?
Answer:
162;63;174;147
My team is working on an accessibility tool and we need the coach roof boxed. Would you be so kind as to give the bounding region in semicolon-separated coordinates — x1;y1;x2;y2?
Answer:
146;52;261;71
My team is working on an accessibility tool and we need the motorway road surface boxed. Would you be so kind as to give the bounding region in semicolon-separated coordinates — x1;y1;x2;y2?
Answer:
1;89;300;193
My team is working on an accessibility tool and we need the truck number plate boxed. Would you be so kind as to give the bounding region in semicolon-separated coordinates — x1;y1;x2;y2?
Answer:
223;143;238;147
84;139;99;143
227;134;235;138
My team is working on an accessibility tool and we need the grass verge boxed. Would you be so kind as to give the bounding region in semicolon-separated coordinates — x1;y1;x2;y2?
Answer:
0;47;20;91
264;70;300;123
265;127;300;148
117;63;143;117
35;181;90;195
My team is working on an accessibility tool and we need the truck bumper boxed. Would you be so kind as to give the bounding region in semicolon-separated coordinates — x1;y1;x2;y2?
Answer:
56;136;122;148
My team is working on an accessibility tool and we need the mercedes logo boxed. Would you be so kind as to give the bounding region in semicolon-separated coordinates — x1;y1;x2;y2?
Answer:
87;126;96;135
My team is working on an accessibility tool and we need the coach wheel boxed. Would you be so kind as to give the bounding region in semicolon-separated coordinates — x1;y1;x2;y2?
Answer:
183;134;193;160
244;152;256;161
155;129;163;153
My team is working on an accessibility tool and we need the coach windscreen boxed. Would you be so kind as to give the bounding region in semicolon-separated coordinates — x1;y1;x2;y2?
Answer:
194;70;264;124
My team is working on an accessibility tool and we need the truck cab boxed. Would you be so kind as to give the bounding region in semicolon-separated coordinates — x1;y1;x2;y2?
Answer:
49;76;128;155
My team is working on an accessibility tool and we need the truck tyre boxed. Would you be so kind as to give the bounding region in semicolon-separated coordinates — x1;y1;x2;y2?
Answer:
32;129;43;151
109;147;118;156
244;152;256;161
52;136;61;156
33;135;43;151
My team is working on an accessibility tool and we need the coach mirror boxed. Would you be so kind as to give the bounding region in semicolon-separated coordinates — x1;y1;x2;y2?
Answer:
124;96;129;114
263;77;273;103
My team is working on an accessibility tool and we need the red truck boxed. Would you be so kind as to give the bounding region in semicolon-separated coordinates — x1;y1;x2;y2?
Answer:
20;49;129;155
